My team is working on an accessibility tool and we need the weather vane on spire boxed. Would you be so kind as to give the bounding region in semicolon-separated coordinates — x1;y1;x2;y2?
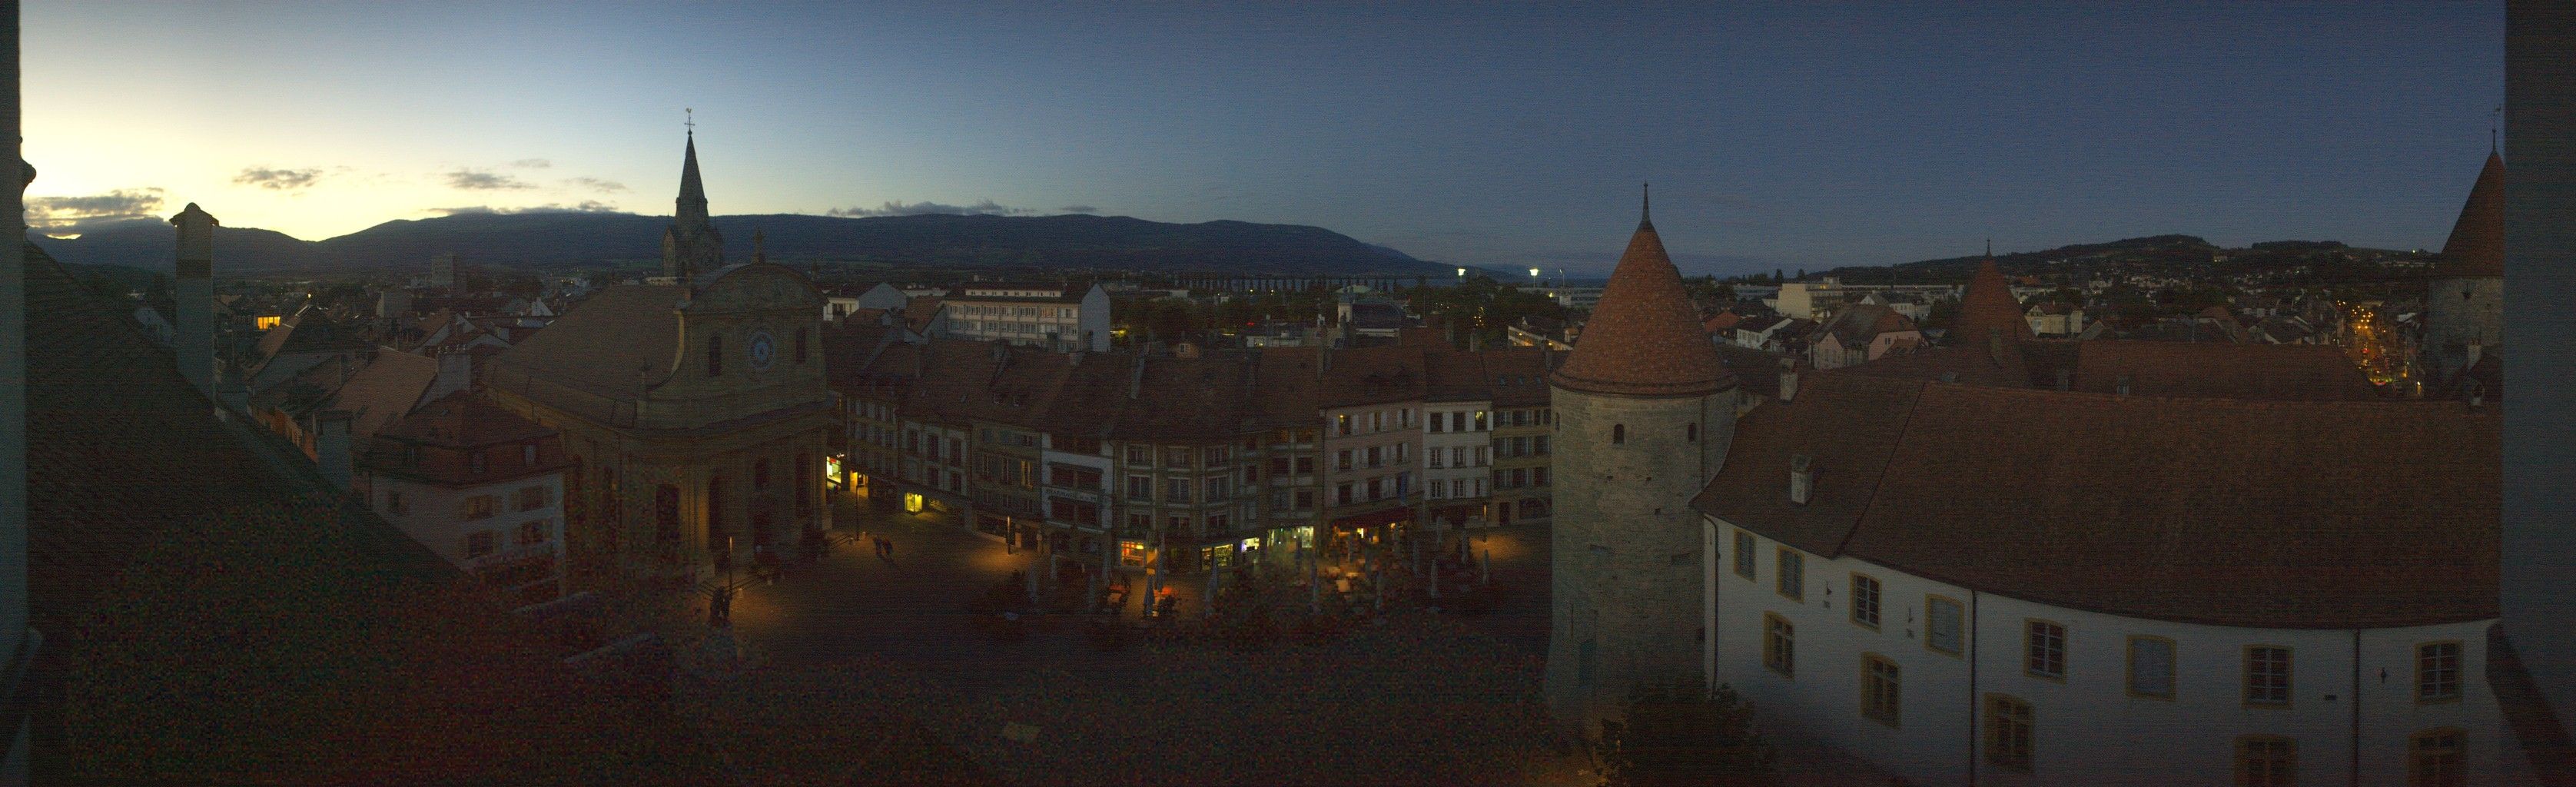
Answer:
686;108;695;134
2490;105;2501;153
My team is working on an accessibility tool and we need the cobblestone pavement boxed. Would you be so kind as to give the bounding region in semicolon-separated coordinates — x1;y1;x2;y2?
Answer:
682;496;1884;785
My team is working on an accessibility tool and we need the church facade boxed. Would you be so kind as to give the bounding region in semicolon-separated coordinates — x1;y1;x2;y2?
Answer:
483;131;832;585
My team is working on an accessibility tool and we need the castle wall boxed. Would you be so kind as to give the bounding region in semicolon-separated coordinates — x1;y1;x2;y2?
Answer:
1545;383;1735;733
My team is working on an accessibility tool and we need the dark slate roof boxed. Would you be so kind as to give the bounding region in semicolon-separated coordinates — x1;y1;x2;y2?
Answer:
1695;373;2498;629
22;241;713;783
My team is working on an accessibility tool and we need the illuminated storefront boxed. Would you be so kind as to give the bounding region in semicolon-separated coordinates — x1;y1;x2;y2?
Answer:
1119;540;1147;568
903;492;925;513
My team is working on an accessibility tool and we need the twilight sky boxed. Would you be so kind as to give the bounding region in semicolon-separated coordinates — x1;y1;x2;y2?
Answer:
21;2;2501;277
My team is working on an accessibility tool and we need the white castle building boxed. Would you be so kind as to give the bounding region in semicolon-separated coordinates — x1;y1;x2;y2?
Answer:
1547;161;2519;784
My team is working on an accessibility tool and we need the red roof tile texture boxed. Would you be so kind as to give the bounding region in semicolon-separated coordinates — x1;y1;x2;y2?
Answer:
1550;221;1732;397
1952;258;2036;351
1695;373;2498;629
2435;151;2505;278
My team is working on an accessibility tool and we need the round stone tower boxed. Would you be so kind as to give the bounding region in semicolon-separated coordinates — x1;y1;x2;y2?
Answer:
1545;191;1738;736
2423;151;2503;387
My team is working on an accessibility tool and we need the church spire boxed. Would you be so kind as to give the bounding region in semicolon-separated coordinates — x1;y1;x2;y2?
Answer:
662;111;725;281
676;118;709;231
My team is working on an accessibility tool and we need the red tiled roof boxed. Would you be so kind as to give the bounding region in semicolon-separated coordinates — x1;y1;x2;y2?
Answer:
2434;151;2505;278
21;242;708;782
1551;219;1731;397
1952;258;2035;351
1696;374;2498;629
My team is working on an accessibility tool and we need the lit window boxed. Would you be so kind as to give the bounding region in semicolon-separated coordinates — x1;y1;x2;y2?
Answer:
2418;642;2461;702
2245;646;2292;707
1984;694;2033;772
1733;532;1755;579
1764;613;1794;677
1775;549;1803;600
2128;636;2176;699
2025;620;2066;679
1862;655;1900;727
1851;574;1881;629
2408;729;2464;787
2236;736;2296;787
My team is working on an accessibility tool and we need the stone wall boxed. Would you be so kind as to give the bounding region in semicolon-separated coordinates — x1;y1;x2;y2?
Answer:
1544;383;1735;734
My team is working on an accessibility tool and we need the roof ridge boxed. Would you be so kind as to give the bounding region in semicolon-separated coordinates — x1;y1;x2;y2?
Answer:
1832;377;1929;558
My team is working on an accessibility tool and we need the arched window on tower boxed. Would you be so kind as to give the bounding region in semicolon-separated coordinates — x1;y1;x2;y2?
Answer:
1612;423;1625;445
1687;423;1698;443
708;334;723;377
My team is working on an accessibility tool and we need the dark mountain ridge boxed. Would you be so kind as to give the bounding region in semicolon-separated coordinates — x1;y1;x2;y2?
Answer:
40;211;1449;277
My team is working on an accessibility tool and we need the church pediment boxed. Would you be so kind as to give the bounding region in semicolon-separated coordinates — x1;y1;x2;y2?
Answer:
688;264;822;314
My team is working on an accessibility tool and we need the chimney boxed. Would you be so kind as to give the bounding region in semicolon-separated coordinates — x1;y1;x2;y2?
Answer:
1986;327;2003;360
427;350;473;400
2115;374;2132;396
316;409;354;491
1778;360;1799;403
172;204;218;397
1788;454;1814;505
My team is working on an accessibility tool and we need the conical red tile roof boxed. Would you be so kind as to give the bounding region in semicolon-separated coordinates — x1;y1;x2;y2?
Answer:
1951;257;2034;352
2433;152;2503;278
1552;215;1731;397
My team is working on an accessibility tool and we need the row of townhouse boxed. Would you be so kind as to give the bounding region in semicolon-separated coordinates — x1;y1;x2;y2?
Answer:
824;326;1566;579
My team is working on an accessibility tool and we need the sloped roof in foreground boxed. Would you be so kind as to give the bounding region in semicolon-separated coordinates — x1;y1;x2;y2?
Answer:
23;241;715;784
1695;372;2498;629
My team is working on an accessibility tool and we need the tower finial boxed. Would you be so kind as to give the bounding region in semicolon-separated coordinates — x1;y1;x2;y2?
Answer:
1985;237;1992;258
1638;182;1651;229
2491;105;2501;154
686;108;694;137
753;225;766;264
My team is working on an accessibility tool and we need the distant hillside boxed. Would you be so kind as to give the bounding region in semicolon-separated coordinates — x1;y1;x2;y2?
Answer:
1804;233;2422;287
38;211;1452;278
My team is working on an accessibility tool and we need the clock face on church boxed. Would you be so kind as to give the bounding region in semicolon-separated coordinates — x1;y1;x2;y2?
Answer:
748;330;777;370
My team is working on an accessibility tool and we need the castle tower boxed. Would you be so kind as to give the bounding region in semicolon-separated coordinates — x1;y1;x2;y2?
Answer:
171;203;217;397
1545;188;1738;735
1954;254;2033;361
2422;151;2503;385
661;126;725;281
